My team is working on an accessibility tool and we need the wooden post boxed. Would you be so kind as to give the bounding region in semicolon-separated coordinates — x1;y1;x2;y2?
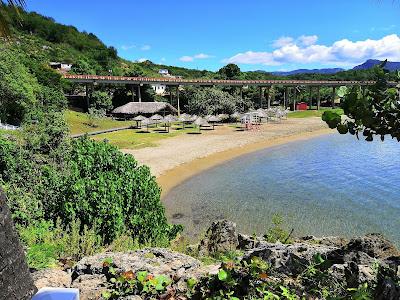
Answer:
331;86;336;108
138;84;142;102
316;86;321;110
176;86;180;116
308;86;313;110
266;86;271;109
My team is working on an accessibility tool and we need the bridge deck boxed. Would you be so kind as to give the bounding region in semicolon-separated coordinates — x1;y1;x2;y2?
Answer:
63;74;381;87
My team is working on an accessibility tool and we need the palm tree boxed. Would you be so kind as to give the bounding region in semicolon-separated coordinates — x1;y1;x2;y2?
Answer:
0;0;25;37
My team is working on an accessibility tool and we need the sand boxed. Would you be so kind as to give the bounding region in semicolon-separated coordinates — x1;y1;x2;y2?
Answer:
122;117;333;196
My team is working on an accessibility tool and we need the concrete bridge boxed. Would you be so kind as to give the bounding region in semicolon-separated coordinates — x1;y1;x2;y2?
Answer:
63;74;395;111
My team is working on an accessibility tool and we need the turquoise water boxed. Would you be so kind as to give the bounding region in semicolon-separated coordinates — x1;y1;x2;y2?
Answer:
163;134;400;245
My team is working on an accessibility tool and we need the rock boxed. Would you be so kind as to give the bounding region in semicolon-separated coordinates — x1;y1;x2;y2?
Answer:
70;274;108;300
32;269;71;290
296;235;348;248
345;233;400;259
244;242;339;276
72;248;219;297
374;278;400;300
238;233;268;250
198;220;239;256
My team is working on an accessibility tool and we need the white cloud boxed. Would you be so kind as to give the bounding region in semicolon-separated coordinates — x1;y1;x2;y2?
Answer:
225;34;400;67
121;44;136;51
141;45;151;51
179;56;194;62
298;35;318;46
272;36;294;48
194;53;213;59
137;58;148;63
180;53;213;62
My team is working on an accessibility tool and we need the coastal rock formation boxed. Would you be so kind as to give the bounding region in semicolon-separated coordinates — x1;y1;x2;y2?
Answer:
31;220;400;299
198;219;239;256
0;189;37;300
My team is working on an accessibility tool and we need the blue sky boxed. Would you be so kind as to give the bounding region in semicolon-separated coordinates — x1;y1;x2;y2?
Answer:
27;0;400;72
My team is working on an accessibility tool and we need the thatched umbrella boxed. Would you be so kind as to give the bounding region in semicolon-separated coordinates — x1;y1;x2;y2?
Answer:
208;115;221;130
162;115;176;133
178;114;191;129
230;112;241;124
194;117;209;132
140;118;153;132
218;114;229;122
133;115;146;128
150;114;163;127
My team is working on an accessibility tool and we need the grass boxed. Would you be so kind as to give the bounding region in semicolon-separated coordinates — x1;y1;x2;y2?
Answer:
65;110;133;135
92;125;199;149
288;107;343;118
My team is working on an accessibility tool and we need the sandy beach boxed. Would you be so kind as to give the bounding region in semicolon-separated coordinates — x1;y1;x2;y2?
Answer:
122;117;333;196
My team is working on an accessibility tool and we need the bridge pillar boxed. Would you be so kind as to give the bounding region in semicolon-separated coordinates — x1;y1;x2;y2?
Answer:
362;85;366;99
240;86;243;99
331;86;336;108
176;86;180;116
131;85;135;102
293;87;297;111
138;84;142;102
259;86;264;108
317;86;321;110
85;83;93;112
266;86;271;109
170;86;173;105
308;86;313;110
284;87;289;109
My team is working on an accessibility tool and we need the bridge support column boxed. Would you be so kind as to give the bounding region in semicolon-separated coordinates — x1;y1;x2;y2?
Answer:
362;85;366;99
317;86;321;110
259;86;264;108
131;85;135;102
308;87;313;110
137;84;142;102
176;86;180;116
266;86;271;109
284;87;289;109
331;86;336;108
170;86;173;105
85;83;93;112
293;87;297;111
240;86;243;99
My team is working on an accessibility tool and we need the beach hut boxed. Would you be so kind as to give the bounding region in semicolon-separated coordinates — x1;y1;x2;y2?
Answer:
193;117;209;132
230;112;241;123
178;114;191;129
162;115;176;133
218;114;229;122
150;114;163;127
112;102;178;119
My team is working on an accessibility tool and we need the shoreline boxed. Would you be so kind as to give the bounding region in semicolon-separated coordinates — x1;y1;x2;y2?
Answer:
157;128;333;198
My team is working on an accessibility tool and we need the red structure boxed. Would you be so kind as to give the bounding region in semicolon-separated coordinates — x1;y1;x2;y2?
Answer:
296;102;308;110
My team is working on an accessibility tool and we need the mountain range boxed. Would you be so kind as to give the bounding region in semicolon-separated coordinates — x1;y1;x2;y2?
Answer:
269;59;400;76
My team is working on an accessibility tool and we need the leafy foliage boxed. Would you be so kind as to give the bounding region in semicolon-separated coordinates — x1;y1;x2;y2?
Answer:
184;87;253;115
322;63;400;141
89;90;113;116
218;64;241;80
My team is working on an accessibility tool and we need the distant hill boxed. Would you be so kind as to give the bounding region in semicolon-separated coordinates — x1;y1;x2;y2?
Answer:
352;59;400;71
270;68;344;76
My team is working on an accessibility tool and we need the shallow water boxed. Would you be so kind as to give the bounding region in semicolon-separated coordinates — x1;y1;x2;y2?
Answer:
163;134;400;245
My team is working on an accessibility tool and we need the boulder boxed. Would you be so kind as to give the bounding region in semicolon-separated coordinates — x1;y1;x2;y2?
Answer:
72;248;219;296
198;220;239;256
71;274;108;300
244;242;339;276
345;233;400;259
32;269;71;290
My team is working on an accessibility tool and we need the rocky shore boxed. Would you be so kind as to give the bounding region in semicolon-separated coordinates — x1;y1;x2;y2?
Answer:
33;220;400;300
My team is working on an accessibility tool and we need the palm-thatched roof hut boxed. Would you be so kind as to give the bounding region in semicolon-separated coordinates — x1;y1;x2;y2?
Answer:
112;102;177;118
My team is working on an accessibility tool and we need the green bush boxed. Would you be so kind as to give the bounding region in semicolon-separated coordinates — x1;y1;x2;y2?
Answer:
90;90;113;116
61;137;182;244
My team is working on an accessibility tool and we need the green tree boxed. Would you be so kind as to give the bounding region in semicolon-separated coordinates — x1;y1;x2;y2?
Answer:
90;90;113;115
322;63;400;141
0;1;25;36
218;64;241;80
0;50;39;124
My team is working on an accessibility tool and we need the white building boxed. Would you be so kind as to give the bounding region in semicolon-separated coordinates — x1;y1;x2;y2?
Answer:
151;84;167;95
159;69;169;76
49;62;73;72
